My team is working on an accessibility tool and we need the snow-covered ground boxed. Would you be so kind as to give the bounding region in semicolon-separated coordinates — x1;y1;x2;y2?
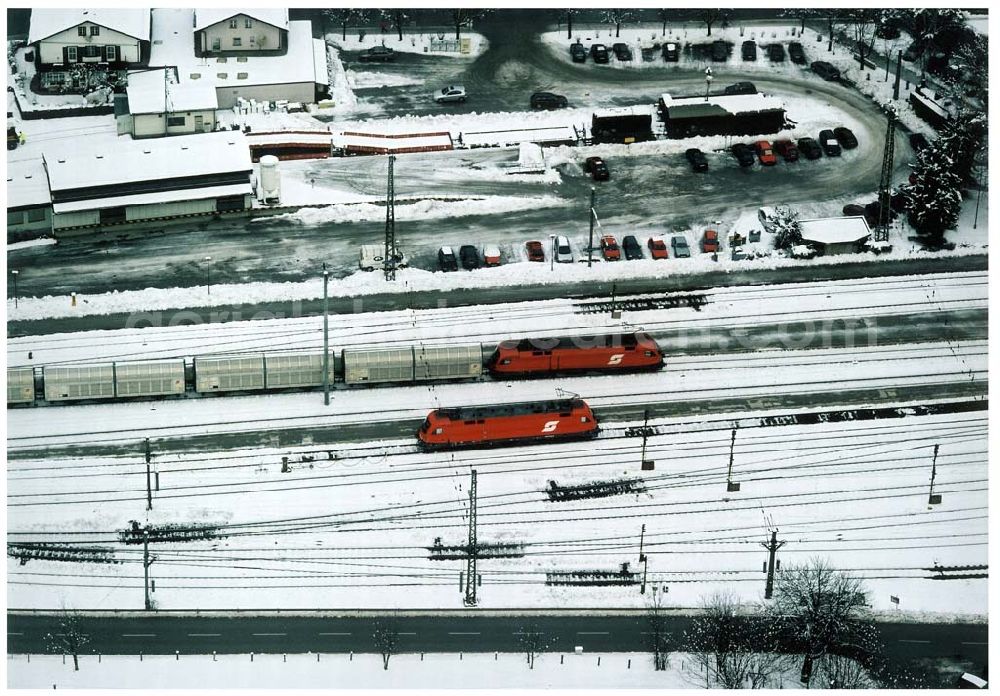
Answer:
329;29;488;58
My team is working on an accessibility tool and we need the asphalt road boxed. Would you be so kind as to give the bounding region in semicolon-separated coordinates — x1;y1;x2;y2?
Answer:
6;612;988;683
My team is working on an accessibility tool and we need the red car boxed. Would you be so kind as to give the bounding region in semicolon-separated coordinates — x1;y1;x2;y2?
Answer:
755;140;778;166
526;240;544;262
417;399;598;450
774;139;799;162
647;237;669;259
600;235;621;260
702;229;720;253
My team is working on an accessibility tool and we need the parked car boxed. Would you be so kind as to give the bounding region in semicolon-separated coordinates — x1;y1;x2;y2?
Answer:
7;126;18;151
723;81;756;96
788;41;806;64
434;85;467;103
685;147;709;172
591;43;610;64
662;42;679;62
833;126;858;149
482;244;501;267
767;43;786;62
671;236;691;258
647;237;669;259
741;40;757;61
530;91;568;110
811;61;841;81
702;229;720;253
600;235;621;261
459;244;480;269
755;140;778;166
584;156;610;181
819;129;842;156
774;139;799;162
525;240;545;262
640;46;656;62
711;40;729;62
570;42;588;63
909;132;930;152
731;142;755;167
554;235;573;263
612;43;633;61
438;246;458;271
622;235;643;260
797;136;823;160
358;45;396;62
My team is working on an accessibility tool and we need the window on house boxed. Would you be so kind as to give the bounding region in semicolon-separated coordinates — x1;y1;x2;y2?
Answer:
66;46;78;61
167;116;186;126
216;57;227;63
27;208;46;223
237;56;247;62
78;26;87;36
83;45;101;58
217;72;228;79
249;36;255;45
90;25;100;36
237;72;248;79
7;211;24;226
105;46;116;62
189;72;201;79
232;37;242;47
229;18;237;28
212;38;221;50
245;18;252;28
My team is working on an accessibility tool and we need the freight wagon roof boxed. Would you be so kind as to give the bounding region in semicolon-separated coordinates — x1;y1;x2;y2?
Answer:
659;93;784;119
436;399;586;421
44;131;252;194
592;106;655;121
799;216;872;245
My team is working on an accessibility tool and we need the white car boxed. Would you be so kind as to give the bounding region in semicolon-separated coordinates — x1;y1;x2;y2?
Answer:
433;85;467;104
554;235;573;263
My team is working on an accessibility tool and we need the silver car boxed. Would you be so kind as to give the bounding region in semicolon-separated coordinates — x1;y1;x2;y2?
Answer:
554;235;574;263
434;85;467;104
671;236;691;258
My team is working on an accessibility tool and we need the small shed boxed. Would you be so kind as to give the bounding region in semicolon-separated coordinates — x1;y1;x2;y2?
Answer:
799;216;871;255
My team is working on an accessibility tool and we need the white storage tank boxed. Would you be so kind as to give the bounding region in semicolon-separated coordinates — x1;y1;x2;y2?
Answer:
259;155;281;204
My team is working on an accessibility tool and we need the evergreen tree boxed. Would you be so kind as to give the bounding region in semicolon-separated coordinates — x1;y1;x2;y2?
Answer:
936;110;987;182
903;145;963;238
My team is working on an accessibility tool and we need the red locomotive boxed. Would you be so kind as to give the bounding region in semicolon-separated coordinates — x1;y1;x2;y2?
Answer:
417;399;598;449
487;331;664;377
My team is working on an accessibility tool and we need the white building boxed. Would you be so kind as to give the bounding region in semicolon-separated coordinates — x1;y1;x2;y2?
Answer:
194;10;289;56
799;216;872;255
43;131;254;232
28;8;151;68
124;68;219;138
149;9;328;110
7;159;53;234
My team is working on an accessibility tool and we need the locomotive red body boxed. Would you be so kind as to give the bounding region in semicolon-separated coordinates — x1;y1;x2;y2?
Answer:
487;331;663;377
417;398;598;449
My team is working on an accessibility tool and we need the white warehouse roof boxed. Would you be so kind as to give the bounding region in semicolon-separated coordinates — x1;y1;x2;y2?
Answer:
799;216;872;245
193;9;288;32
126;68;218;115
29;8;151;44
7;158;52;209
45;131;252;193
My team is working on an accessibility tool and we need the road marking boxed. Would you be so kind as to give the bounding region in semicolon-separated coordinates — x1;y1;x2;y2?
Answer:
398;632;417;636
252;633;287;637
447;632;480;636
961;641;987;646
122;634;156;638
318;632;351;636
512;632;545;635
7;632;23;636
577;631;609;635
188;633;221;637
898;639;931;644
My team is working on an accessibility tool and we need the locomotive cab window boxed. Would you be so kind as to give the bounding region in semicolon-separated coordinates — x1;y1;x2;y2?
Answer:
500;359;511;365
581;416;590;422
434;428;443;435
645;350;654;357
420;420;430;432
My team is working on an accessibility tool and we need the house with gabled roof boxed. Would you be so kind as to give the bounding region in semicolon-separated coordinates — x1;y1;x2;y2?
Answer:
28;8;151;69
194;9;289;56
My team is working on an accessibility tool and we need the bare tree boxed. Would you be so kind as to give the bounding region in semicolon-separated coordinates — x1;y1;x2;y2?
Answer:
691;9;729;37
769;557;876;688
779;9;826;34
655;9;671;36
323;9;375;42
601;9;637;39
43;609;90;672
451;9;492;41
646;586;672;670
817;654;877;688
372;620;399;670
379;10;410;42
557;9;582;40
517;624;548;669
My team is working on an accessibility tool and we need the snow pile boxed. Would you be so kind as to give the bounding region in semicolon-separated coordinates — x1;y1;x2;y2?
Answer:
329;30;488;58
7;237;57;251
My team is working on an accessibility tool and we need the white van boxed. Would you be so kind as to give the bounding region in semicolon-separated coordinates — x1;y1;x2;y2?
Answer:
555;235;573;263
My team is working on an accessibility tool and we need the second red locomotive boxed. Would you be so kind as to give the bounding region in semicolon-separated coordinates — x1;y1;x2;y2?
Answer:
487;331;664;378
418;398;598;449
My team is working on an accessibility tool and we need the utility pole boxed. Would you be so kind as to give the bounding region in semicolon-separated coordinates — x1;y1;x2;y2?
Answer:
726;427;740;492
761;529;786;599
464;469;478;607
143;529;152;610
383;154;397;281
587;186;596;268
204;256;212;295
873;106;897;244
927;444;941;505
10;269;18;308
145;438;152;511
892;51;902;98
322;264;330;406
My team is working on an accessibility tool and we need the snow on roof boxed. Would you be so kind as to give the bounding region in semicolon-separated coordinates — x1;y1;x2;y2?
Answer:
799;216;872;245
193;9;288;32
29;8;151;44
439;245;453;255
52;182;251;213
659;92;785;118
332;130;453;153
126;69;218;115
45;131;252;193
6;158;51;209
592;105;655;119
149;10;325;92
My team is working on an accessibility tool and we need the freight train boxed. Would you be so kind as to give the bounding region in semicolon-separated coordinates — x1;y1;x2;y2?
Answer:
7;332;663;407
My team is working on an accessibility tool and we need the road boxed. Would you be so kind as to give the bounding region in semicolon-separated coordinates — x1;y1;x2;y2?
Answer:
6;612;987;681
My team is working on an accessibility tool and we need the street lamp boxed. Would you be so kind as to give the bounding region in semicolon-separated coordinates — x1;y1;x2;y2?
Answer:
322;266;330;406
204;256;212;295
10;269;19;309
704;67;713;101
549;233;556;272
